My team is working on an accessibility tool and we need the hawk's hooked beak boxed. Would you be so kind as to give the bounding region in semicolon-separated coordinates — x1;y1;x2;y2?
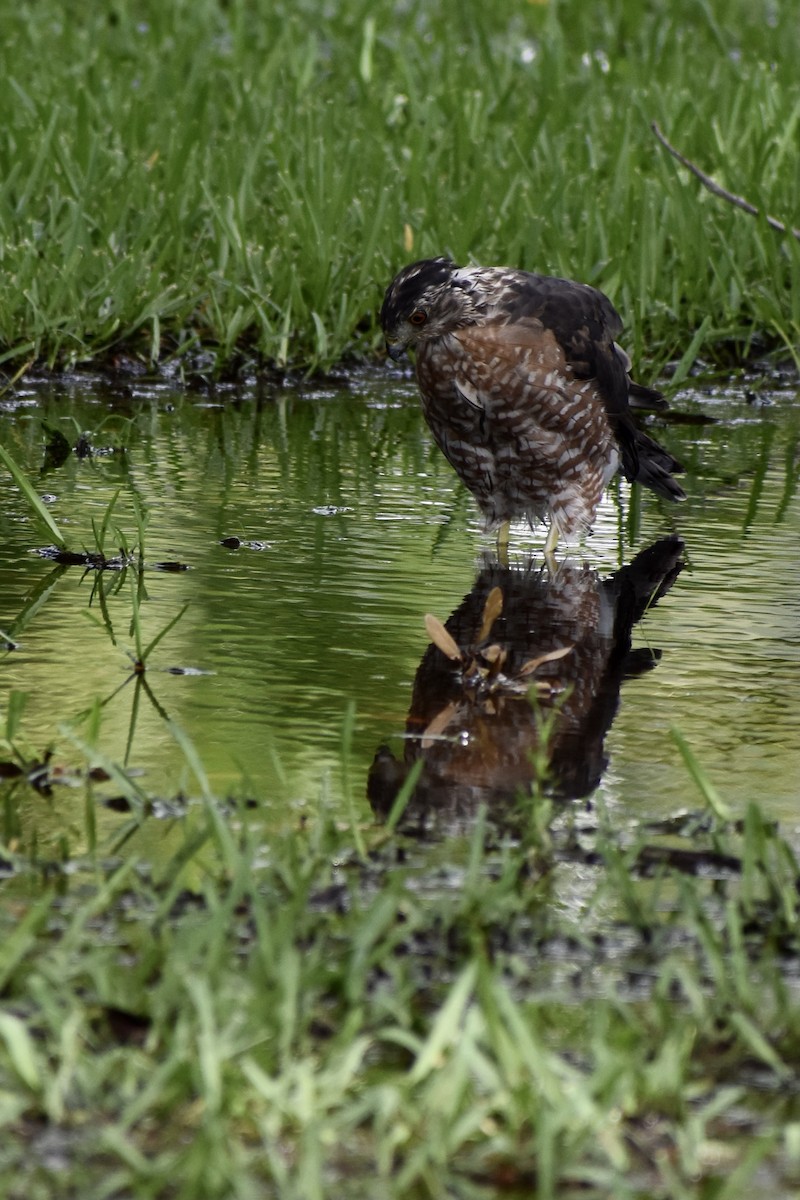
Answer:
385;338;406;362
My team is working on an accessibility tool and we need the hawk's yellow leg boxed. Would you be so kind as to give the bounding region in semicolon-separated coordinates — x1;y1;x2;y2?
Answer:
544;521;559;574
496;520;510;566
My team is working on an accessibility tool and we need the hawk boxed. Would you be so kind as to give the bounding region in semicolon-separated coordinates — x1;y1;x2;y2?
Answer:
380;257;685;552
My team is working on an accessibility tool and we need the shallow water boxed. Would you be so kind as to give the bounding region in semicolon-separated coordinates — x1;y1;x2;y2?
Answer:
1;366;799;860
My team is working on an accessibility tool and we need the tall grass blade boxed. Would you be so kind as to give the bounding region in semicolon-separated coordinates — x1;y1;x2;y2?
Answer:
0;1012;42;1090
671;727;732;820
408;962;477;1083
668;315;713;387
141;603;189;663
341;700;366;859
384;757;424;832
0;444;66;547
91;487;123;556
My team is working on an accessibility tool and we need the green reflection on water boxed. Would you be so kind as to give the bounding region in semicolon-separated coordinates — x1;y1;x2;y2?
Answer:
1;372;799;865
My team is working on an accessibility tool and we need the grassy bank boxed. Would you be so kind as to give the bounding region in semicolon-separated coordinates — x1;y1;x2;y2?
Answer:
0;0;799;375
2;707;800;1198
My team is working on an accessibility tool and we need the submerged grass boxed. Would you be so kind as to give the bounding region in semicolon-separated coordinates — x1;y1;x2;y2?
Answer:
0;0;798;374
2;707;800;1198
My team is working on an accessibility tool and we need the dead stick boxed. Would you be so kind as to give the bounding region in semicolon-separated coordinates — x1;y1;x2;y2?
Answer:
651;120;800;242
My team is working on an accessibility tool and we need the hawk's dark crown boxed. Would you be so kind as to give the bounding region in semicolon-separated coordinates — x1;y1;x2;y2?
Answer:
379;257;456;331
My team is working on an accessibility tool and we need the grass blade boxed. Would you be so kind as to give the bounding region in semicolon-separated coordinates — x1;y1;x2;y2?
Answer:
671;727;732;820
0;443;66;547
141;602;189;664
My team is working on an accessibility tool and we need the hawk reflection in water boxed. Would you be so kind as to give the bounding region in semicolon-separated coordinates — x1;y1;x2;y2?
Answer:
368;538;684;830
381;258;684;552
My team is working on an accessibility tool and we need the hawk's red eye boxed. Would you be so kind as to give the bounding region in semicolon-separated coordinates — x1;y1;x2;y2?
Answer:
409;310;427;326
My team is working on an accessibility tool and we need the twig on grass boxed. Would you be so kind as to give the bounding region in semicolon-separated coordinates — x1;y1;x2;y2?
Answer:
651;120;800;242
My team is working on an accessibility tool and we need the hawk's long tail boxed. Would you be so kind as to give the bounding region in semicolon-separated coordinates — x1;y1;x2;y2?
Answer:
632;429;685;502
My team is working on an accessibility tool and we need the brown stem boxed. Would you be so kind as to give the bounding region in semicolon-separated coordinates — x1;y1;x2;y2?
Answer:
651;121;800;242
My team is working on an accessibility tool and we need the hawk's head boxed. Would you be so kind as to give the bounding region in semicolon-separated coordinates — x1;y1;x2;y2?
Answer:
380;257;486;359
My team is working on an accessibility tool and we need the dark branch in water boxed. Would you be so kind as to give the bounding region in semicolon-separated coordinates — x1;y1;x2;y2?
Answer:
651;121;800;242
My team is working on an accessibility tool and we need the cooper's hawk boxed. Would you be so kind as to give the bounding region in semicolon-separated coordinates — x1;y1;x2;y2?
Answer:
380;257;684;552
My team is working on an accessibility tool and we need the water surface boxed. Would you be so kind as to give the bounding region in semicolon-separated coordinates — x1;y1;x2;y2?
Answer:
1;367;799;862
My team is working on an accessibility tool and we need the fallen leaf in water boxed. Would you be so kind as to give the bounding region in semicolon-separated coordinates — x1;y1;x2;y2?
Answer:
424;613;462;661
517;645;573;676
477;586;503;643
421;701;461;748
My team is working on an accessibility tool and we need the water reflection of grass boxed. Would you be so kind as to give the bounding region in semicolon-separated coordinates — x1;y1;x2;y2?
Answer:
0;1;799;373
1;721;800;1197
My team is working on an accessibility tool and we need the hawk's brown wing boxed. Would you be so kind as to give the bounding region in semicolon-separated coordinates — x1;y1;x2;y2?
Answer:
491;271;630;411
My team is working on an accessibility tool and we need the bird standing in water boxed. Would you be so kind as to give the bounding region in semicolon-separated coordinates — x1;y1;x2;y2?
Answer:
380;257;684;554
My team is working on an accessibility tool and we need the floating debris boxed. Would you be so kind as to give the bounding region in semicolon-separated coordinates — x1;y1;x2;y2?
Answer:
31;546;133;570
219;536;271;551
163;666;215;676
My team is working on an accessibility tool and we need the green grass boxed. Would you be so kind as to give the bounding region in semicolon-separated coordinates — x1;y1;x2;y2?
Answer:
2;707;800;1198
0;0;798;375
